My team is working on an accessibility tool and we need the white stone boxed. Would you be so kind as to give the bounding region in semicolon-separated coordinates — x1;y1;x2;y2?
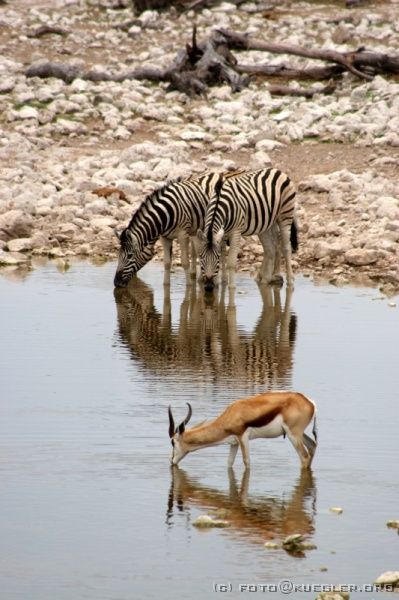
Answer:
0;250;29;265
0;210;33;240
251;150;272;169
180;130;210;142
7;237;34;252
0;77;16;93
374;571;399;586
18;106;39;120
91;217;117;230
313;241;345;260
373;197;399;220
70;78;88;92
344;248;378;266
272;109;291;122
255;139;283;152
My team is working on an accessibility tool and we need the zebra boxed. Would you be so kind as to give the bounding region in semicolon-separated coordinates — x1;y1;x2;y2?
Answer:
113;170;245;288
197;167;297;292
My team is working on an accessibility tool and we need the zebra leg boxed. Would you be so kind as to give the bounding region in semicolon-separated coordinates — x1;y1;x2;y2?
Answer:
161;237;173;286
280;222;294;287
189;237;198;279
257;229;276;285
271;224;283;285
177;232;191;285
226;231;241;290
221;241;228;284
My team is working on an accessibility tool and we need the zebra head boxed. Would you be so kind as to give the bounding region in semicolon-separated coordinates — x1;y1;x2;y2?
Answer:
114;228;155;288
197;228;224;292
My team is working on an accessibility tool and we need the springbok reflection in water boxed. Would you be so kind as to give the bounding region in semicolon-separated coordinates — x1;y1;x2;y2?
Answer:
166;468;316;549
114;278;297;388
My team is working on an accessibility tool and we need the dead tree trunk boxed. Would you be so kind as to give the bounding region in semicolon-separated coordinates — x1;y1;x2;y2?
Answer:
25;26;399;96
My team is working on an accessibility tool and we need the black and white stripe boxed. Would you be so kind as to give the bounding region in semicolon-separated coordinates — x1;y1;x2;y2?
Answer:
199;168;297;290
113;172;226;288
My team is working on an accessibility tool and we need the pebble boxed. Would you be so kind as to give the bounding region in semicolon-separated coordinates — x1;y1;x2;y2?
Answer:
192;515;230;528
374;571;399;587
386;519;399;528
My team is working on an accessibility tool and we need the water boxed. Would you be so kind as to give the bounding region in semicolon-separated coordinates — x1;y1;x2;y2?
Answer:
0;260;398;600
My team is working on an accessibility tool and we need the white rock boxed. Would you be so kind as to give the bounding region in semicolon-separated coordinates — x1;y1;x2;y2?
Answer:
152;157;175;179
70;78;88;92
91;216;117;230
0;250;29;265
180;130;210;142
344;248;378;266
251;150;272;169
272;109;292;122
0;210;33;240
138;9;158;25
18;106;39;120
373;197;399;220
299;175;332;193
0;77;16;93
255;139;283;152
374;571;399;586
313;241;344;260
7;238;34;252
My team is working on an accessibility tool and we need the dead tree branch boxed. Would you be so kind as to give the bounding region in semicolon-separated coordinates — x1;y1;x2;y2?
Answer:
25;26;399;96
218;28;399;80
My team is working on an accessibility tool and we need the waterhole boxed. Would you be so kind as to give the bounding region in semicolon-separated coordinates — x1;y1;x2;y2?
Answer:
0;261;397;599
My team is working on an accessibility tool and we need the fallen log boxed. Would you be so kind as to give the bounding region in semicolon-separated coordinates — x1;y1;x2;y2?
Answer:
25;26;399;97
219;28;399;80
266;82;337;98
236;62;344;80
27;25;69;38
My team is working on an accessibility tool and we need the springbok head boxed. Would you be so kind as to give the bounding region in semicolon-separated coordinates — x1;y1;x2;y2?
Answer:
168;403;193;466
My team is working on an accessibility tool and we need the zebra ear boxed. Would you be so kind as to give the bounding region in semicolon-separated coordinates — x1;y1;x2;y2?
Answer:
197;229;206;243
214;228;225;246
114;229;121;240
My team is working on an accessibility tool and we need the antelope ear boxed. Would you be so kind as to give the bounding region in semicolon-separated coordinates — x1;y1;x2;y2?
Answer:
197;229;206;243
214;228;225;246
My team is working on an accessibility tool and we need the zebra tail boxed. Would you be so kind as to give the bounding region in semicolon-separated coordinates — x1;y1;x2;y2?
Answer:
312;412;318;444
290;220;298;253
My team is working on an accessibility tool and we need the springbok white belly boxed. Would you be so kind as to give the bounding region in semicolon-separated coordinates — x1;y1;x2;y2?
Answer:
248;414;285;440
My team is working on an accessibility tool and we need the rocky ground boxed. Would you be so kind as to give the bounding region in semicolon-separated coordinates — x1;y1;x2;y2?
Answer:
0;0;399;294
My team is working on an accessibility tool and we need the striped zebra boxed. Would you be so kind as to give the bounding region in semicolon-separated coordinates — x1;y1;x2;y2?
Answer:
113;170;244;288
197;168;297;291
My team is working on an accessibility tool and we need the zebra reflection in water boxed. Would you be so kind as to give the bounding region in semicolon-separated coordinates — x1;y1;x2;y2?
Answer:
114;277;297;389
166;468;316;549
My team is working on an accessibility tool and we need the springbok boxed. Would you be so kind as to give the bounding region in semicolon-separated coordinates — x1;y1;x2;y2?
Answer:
168;392;317;469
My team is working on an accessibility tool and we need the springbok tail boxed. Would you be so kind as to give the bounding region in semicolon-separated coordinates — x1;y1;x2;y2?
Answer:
312;412;318;444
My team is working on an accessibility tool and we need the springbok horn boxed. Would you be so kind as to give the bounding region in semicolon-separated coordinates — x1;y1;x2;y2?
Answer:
177;403;192;434
183;402;192;427
168;406;175;438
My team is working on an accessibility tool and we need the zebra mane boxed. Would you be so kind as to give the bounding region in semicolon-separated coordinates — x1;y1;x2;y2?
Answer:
126;178;180;229
207;175;224;245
